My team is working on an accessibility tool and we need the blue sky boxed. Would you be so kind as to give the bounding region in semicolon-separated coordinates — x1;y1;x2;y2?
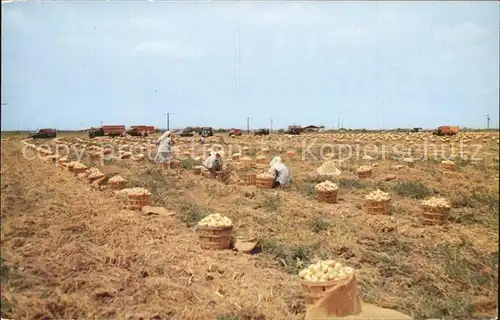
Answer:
1;1;499;131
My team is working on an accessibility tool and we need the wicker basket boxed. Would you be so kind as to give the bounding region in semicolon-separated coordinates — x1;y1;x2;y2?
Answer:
440;163;456;171
357;169;372;179
161;162;171;169
317;190;339;204
255;163;268;169
125;194;150;211
170;160;182;169
242;173;256;185
193;166;202;175
421;205;451;225
196;225;233;250
300;273;358;308
241;159;255;168
364;199;390;215
256;157;267;165
87;174;105;183
109;180;127;190
256;177;274;189
403;161;415;168
217;169;232;182
73;167;87;174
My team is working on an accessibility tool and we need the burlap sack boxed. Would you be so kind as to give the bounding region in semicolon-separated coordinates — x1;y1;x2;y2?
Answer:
304;274;411;320
304;273;361;319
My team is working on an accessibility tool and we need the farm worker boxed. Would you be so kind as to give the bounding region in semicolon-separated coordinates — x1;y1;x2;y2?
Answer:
200;136;205;145
202;152;223;174
269;156;291;188
154;131;172;164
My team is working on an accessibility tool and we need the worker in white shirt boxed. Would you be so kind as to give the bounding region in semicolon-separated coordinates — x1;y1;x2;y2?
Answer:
202;151;223;176
269;156;291;188
154;131;173;164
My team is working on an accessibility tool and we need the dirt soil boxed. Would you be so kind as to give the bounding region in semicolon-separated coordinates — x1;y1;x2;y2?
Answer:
1;132;498;320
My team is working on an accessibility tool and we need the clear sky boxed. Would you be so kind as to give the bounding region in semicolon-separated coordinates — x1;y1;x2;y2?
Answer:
1;1;499;131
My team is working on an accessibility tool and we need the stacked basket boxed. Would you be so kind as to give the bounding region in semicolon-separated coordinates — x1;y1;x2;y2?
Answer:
255;172;274;188
421;197;451;225
256;155;268;165
196;214;233;250
315;181;339;204
240;156;255;168
364;190;391;215
356;165;373;179
125;188;151;211
241;172;257;185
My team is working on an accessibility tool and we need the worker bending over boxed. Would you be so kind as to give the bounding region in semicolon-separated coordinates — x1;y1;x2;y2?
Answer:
269;156;290;188
202;151;223;176
155;131;173;164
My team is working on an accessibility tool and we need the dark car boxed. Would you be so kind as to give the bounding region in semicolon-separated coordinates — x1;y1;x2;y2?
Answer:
254;129;270;135
179;130;195;137
29;128;57;139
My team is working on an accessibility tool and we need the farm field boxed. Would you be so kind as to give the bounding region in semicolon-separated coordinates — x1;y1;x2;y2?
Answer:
1;131;499;320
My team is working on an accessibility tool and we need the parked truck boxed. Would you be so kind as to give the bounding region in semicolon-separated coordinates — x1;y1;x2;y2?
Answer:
433;126;459;136
200;127;214;137
88;125;126;138
285;127;302;135
127;125;155;137
228;128;242;136
29;128;57;139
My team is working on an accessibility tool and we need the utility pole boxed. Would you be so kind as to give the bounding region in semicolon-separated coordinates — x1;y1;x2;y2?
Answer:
246;117;251;133
384;101;387;130
487;114;490;129
164;112;172;131
337;117;340;130
270;117;273;133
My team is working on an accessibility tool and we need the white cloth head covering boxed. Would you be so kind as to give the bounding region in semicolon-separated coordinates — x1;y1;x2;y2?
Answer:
157;130;171;141
270;156;282;168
